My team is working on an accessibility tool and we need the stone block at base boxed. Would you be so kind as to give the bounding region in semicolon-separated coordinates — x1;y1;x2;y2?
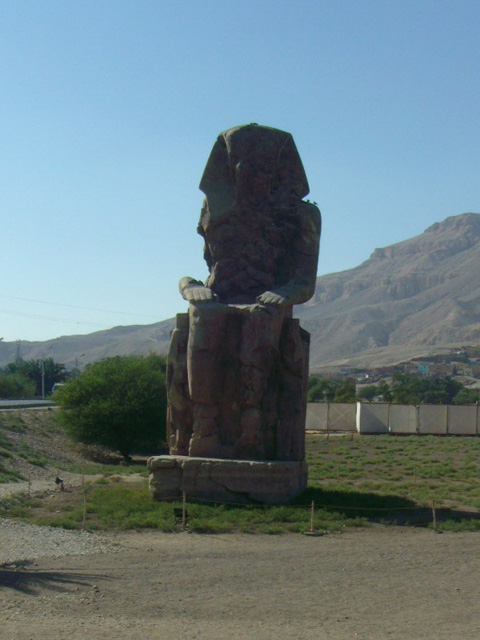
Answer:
147;456;308;504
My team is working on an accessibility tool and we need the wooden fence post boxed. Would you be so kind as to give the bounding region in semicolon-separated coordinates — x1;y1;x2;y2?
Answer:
182;491;187;531
82;486;87;531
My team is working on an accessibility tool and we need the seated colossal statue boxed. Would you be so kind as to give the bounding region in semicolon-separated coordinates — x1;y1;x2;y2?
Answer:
166;123;321;462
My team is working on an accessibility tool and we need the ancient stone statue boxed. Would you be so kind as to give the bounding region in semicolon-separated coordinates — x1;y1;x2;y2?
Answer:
165;124;321;465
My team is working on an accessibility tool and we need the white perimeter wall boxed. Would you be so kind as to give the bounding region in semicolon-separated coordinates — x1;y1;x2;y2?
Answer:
389;405;417;434
418;405;447;434
355;403;389;434
308;402;480;435
306;403;356;432
448;405;478;435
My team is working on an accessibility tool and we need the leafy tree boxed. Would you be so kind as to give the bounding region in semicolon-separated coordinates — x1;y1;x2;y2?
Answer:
307;376;337;402
391;373;421;404
5;358;69;396
307;376;358;403
377;381;393;403
391;373;464;405
453;388;480;404
356;385;378;402
56;354;167;461
333;378;357;403
0;372;35;398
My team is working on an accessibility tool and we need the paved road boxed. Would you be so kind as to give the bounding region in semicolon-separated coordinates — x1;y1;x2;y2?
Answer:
0;399;55;409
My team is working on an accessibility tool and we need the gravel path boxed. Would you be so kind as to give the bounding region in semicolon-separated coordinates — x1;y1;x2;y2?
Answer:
0;517;116;566
0;478;63;499
0;475;115;566
0;470;98;499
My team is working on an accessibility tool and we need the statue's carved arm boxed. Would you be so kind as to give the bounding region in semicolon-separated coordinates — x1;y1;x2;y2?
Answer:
179;276;218;303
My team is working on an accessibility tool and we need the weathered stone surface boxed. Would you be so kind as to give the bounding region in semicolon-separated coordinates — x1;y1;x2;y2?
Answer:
167;310;310;461
167;124;320;462
148;455;308;504
153;123;320;503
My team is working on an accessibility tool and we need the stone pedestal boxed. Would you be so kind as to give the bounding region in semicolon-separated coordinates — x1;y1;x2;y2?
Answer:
147;455;308;504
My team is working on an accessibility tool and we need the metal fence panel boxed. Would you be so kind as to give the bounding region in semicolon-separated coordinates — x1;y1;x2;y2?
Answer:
389;404;418;434
306;403;328;430
418;405;448;434
448;405;478;435
328;403;356;432
305;403;356;432
357;403;389;433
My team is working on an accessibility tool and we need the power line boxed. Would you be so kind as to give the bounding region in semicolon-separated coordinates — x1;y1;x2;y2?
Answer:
0;308;113;328
0;294;158;319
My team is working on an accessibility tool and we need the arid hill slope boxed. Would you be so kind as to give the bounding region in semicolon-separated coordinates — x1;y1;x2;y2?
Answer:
297;212;480;369
0;320;174;371
2;212;479;371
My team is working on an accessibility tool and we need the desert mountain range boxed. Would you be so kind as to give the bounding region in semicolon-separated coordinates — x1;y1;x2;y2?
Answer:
2;212;480;373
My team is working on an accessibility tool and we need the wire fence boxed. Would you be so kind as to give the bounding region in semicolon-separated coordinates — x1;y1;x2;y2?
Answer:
157;492;444;533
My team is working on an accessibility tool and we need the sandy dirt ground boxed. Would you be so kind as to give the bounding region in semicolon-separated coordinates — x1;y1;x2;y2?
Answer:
2;527;480;640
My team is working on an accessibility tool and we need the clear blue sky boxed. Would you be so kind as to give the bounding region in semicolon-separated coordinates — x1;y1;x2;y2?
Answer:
1;1;479;342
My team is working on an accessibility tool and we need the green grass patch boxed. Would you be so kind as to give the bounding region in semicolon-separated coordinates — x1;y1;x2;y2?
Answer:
0;414;27;433
63;462;148;476
2;481;367;533
4;432;480;533
84;484;367;533
303;433;480;530
306;434;480;509
0;465;24;483
0;492;41;517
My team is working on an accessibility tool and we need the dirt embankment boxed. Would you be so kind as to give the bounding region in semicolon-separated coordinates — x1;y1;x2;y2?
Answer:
0;408;131;497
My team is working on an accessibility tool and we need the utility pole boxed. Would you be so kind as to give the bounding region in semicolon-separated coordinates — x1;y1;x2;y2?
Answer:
15;340;22;363
41;359;45;399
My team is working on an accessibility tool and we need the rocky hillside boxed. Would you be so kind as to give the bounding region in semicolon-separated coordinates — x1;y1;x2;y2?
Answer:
0;319;174;371
2;212;480;371
297;212;480;370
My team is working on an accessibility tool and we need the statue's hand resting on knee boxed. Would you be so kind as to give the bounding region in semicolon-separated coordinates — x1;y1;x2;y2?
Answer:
256;291;289;306
179;277;218;303
256;276;317;308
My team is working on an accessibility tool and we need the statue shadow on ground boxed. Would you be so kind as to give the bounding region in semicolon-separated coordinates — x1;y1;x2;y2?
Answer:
291;487;480;528
0;560;108;594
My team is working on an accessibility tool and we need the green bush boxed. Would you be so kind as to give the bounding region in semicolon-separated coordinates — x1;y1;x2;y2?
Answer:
56;354;167;461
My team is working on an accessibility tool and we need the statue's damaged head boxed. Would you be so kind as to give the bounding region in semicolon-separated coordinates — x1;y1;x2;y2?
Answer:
199;124;310;219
